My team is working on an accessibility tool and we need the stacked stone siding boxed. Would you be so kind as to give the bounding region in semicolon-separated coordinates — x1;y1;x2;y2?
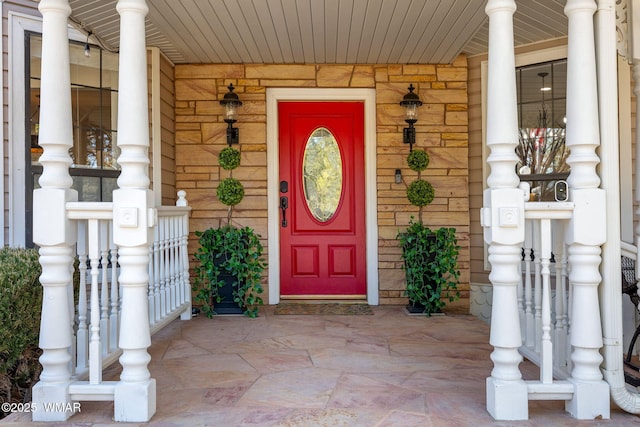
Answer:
175;58;469;306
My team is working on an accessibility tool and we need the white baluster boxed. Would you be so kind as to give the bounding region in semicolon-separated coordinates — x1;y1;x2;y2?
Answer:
164;217;171;315
68;251;76;377
178;191;192;321
100;221;110;357
517;248;524;341
564;0;609;419
31;0;78;421
552;221;568;371
88;219;102;385
76;222;88;372
539;219;553;384
533;220;542;353
159;217;167;318
178;215;186;306
524;221;534;348
148;242;155;326
109;224;119;352
170;216;177;311
153;223;161;322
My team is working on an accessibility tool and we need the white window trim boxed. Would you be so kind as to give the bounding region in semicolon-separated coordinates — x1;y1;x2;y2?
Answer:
266;88;379;305
480;45;568;270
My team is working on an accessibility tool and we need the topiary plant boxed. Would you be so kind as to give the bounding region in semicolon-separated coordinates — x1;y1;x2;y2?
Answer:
407;149;429;172
217;177;245;206
199;101;267;317
398;148;460;315
219;147;241;170
407;179;434;207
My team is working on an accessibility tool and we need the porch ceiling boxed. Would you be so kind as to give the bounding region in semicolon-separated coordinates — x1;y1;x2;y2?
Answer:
67;0;568;65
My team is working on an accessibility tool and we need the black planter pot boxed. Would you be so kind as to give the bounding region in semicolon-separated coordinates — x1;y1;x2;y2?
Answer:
211;252;246;315
403;233;440;314
212;273;245;315
406;301;427;314
406;299;442;314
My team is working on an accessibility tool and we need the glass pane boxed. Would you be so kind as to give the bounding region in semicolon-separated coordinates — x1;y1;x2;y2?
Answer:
101;177;118;202
302;128;343;222
29;36;119;171
516;59;569;201
30;37;42;165
72;176;102;201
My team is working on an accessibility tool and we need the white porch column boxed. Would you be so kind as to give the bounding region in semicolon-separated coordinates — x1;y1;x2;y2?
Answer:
563;0;610;419
31;0;78;422
482;0;528;420
112;0;156;422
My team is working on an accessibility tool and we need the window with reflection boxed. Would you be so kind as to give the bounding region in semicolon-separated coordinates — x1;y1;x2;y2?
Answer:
302;128;343;222
28;32;119;202
26;32;119;245
516;58;568;201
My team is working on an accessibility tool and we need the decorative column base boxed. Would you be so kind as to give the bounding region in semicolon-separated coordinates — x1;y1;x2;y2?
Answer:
114;379;156;422
32;381;75;422
565;379;610;420
486;377;528;420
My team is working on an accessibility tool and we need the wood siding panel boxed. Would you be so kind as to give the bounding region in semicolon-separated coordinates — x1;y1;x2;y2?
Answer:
160;53;176;205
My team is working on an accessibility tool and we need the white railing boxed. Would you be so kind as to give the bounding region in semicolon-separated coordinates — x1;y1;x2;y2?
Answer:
518;201;575;398
65;193;191;393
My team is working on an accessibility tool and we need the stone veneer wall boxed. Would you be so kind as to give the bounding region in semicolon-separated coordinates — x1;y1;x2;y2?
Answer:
174;58;470;306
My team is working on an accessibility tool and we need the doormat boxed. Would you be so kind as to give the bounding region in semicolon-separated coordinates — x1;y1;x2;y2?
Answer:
274;303;374;315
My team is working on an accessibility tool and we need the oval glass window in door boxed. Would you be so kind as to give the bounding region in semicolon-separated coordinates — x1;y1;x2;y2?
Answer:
302;127;343;222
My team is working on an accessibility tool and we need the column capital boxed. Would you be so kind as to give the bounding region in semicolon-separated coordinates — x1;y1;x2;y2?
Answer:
485;0;516;15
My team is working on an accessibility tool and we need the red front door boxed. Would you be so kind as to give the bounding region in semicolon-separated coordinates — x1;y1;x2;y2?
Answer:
279;101;366;297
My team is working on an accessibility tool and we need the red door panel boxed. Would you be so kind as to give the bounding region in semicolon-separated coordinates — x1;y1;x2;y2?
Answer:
279;101;366;297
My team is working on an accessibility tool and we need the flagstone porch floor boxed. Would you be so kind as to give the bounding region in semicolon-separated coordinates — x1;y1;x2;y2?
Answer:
4;305;640;426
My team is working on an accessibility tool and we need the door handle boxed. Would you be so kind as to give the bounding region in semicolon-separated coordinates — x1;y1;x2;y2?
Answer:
280;196;288;227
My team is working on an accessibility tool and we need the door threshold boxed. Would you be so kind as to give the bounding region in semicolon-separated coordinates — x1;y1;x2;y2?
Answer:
279;295;367;304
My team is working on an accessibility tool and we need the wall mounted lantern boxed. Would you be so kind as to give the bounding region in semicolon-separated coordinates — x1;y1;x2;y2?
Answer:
220;83;242;146
399;84;423;151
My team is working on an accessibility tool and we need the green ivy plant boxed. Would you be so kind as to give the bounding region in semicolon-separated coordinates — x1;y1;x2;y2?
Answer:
193;225;266;318
397;220;460;315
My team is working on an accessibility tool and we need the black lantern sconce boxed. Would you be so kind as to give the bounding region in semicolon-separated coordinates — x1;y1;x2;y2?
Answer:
220;83;242;146
399;84;423;151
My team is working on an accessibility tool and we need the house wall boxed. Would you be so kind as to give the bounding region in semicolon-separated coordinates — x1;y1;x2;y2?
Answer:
159;53;176;206
174;59;471;306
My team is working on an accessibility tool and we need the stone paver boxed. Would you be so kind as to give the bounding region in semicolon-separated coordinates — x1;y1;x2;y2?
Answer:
4;305;640;426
